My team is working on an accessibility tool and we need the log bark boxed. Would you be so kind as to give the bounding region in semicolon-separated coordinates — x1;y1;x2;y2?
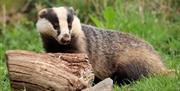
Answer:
6;50;94;91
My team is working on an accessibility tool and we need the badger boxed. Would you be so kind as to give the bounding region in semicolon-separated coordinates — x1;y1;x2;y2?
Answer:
36;6;173;84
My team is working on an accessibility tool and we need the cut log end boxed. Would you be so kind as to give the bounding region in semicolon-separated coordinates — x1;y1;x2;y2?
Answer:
6;50;94;91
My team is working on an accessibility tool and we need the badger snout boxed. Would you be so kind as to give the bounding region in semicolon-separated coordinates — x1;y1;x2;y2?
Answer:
60;34;71;44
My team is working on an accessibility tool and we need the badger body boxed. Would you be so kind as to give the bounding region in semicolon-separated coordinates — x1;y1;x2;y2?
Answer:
81;24;166;81
36;7;170;84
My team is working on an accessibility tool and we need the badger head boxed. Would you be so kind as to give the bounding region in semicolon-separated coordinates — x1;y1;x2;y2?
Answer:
36;7;81;45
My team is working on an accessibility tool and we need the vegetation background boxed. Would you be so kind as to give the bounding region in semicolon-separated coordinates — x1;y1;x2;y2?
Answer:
0;0;180;91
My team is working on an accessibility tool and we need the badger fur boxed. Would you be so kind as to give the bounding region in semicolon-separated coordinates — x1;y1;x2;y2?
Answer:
36;7;172;84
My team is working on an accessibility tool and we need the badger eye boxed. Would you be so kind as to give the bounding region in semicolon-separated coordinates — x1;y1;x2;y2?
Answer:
68;24;72;30
54;23;58;27
67;14;73;30
53;23;59;29
67;15;71;23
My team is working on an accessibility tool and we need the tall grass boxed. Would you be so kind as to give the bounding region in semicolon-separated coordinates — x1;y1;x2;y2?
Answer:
90;0;180;59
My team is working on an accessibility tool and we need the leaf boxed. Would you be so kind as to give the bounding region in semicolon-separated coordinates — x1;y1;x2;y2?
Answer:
90;15;104;27
103;6;116;22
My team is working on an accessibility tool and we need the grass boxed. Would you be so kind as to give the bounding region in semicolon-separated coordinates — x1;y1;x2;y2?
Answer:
0;0;180;91
0;18;43;91
114;75;180;91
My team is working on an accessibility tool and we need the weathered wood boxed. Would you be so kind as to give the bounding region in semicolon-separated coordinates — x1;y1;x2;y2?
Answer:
6;50;94;91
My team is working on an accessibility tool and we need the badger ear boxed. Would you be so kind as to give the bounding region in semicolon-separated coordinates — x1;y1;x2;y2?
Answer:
69;7;76;15
38;9;47;18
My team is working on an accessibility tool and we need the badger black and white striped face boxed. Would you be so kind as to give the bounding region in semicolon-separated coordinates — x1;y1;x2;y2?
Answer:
36;7;80;45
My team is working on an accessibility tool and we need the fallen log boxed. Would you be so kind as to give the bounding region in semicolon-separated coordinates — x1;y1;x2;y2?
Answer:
6;50;94;91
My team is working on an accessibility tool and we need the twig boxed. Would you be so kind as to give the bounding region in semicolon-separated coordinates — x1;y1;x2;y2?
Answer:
2;4;6;31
